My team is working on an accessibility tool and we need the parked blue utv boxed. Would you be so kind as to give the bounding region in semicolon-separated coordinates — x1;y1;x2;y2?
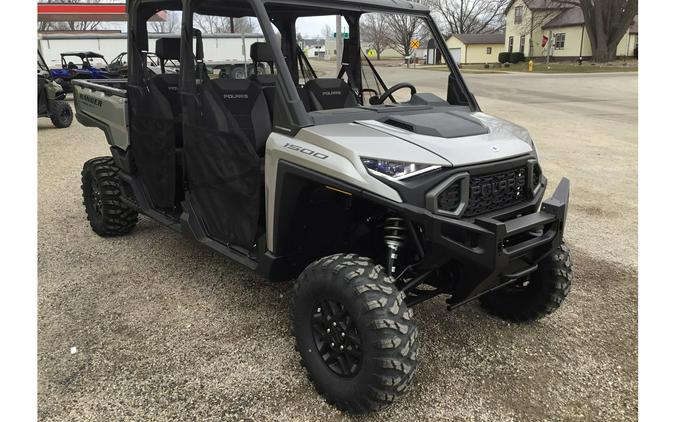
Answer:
50;51;111;93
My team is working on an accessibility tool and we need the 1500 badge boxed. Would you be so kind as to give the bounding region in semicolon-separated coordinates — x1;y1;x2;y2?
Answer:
283;143;328;160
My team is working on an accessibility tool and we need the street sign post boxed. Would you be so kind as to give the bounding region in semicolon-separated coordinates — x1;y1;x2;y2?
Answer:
409;39;420;68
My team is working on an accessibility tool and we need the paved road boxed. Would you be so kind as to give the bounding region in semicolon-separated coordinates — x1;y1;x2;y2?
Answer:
38;71;637;421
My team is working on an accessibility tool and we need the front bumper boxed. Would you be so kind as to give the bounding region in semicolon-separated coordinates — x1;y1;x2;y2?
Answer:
405;177;570;303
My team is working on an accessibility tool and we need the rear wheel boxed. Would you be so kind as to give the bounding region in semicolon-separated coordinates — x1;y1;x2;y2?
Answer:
479;242;573;322
49;100;73;128
293;254;418;413
81;157;138;237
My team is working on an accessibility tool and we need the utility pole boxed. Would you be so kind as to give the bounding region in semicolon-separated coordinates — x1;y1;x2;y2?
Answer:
335;15;342;74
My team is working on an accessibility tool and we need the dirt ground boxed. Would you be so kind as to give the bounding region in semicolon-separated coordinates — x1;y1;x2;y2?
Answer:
38;71;637;421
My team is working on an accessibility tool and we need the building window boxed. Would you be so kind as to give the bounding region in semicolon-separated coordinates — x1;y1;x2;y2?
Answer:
514;6;523;24
486;47;492;54
519;35;526;53
554;33;566;49
508;36;514;53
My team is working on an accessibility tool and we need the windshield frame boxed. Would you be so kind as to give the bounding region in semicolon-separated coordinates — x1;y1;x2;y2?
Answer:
258;0;478;131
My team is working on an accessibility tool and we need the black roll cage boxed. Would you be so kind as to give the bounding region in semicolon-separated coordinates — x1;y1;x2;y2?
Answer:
60;52;109;69
127;0;478;133
38;50;50;72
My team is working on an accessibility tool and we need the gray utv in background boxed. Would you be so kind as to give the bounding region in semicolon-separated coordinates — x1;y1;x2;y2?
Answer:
38;50;72;128
73;0;572;413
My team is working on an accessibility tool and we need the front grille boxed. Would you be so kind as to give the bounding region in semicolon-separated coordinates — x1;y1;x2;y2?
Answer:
464;167;527;216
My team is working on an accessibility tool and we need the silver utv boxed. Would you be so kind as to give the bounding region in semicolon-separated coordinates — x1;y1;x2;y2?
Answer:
73;0;572;413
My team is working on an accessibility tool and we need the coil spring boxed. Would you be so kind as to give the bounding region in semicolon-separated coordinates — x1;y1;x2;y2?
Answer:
384;217;407;276
384;217;407;247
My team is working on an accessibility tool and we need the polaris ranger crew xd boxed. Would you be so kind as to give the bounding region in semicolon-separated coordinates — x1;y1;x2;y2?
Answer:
73;0;572;413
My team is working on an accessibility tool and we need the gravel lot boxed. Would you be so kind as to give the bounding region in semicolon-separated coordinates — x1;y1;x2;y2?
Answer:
38;71;637;421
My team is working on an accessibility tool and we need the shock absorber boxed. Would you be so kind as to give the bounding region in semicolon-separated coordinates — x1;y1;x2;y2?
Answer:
384;216;407;276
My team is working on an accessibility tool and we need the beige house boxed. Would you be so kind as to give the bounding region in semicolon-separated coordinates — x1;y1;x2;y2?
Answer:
446;33;505;64
504;0;638;59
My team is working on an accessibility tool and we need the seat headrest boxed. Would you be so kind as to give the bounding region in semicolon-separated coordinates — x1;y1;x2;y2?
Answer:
250;42;274;63
155;38;181;61
303;78;358;110
250;73;276;86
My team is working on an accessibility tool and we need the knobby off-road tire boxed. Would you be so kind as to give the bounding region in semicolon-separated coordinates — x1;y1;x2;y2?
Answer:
81;157;138;236
293;254;418;413
49;100;73;128
479;242;573;322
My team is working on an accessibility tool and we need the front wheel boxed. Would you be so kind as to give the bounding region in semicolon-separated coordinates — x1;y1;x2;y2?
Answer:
293;254;418;413
49;100;73;128
479;242;573;322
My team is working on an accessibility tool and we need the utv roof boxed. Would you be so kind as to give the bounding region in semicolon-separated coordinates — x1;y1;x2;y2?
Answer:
260;0;430;14
60;51;106;59
133;0;430;17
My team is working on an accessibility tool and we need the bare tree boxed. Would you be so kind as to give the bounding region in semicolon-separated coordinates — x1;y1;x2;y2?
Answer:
428;0;508;34
320;24;333;39
232;17;258;33
38;21;54;32
38;0;105;31
194;15;227;33
556;0;637;62
149;10;180;33
194;15;258;34
385;14;423;58
361;13;390;60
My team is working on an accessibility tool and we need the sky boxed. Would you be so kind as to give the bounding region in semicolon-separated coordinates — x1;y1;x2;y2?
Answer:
295;16;342;38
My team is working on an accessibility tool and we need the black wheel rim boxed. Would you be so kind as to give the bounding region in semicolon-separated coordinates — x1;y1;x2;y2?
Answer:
91;179;103;215
61;106;71;119
311;299;362;377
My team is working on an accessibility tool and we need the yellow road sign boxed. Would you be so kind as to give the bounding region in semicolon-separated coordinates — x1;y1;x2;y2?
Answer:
410;38;420;49
367;49;376;58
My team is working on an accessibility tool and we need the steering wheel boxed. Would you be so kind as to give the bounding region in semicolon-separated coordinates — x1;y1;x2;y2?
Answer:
372;82;417;105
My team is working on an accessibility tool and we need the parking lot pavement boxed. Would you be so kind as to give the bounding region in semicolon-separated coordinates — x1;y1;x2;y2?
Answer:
38;71;637;421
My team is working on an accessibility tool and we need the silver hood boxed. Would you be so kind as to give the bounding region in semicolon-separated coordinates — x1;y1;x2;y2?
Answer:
355;111;535;167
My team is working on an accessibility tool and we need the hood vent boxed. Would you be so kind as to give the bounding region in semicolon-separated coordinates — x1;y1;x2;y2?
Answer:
382;118;414;132
380;111;489;139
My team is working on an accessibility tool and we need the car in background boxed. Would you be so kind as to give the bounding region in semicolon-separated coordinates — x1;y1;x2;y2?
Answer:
49;51;111;93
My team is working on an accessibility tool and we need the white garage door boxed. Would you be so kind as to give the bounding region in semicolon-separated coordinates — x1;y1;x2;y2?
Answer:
449;48;461;64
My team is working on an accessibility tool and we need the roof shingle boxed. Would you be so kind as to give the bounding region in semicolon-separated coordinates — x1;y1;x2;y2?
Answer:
542;6;584;28
541;6;638;33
